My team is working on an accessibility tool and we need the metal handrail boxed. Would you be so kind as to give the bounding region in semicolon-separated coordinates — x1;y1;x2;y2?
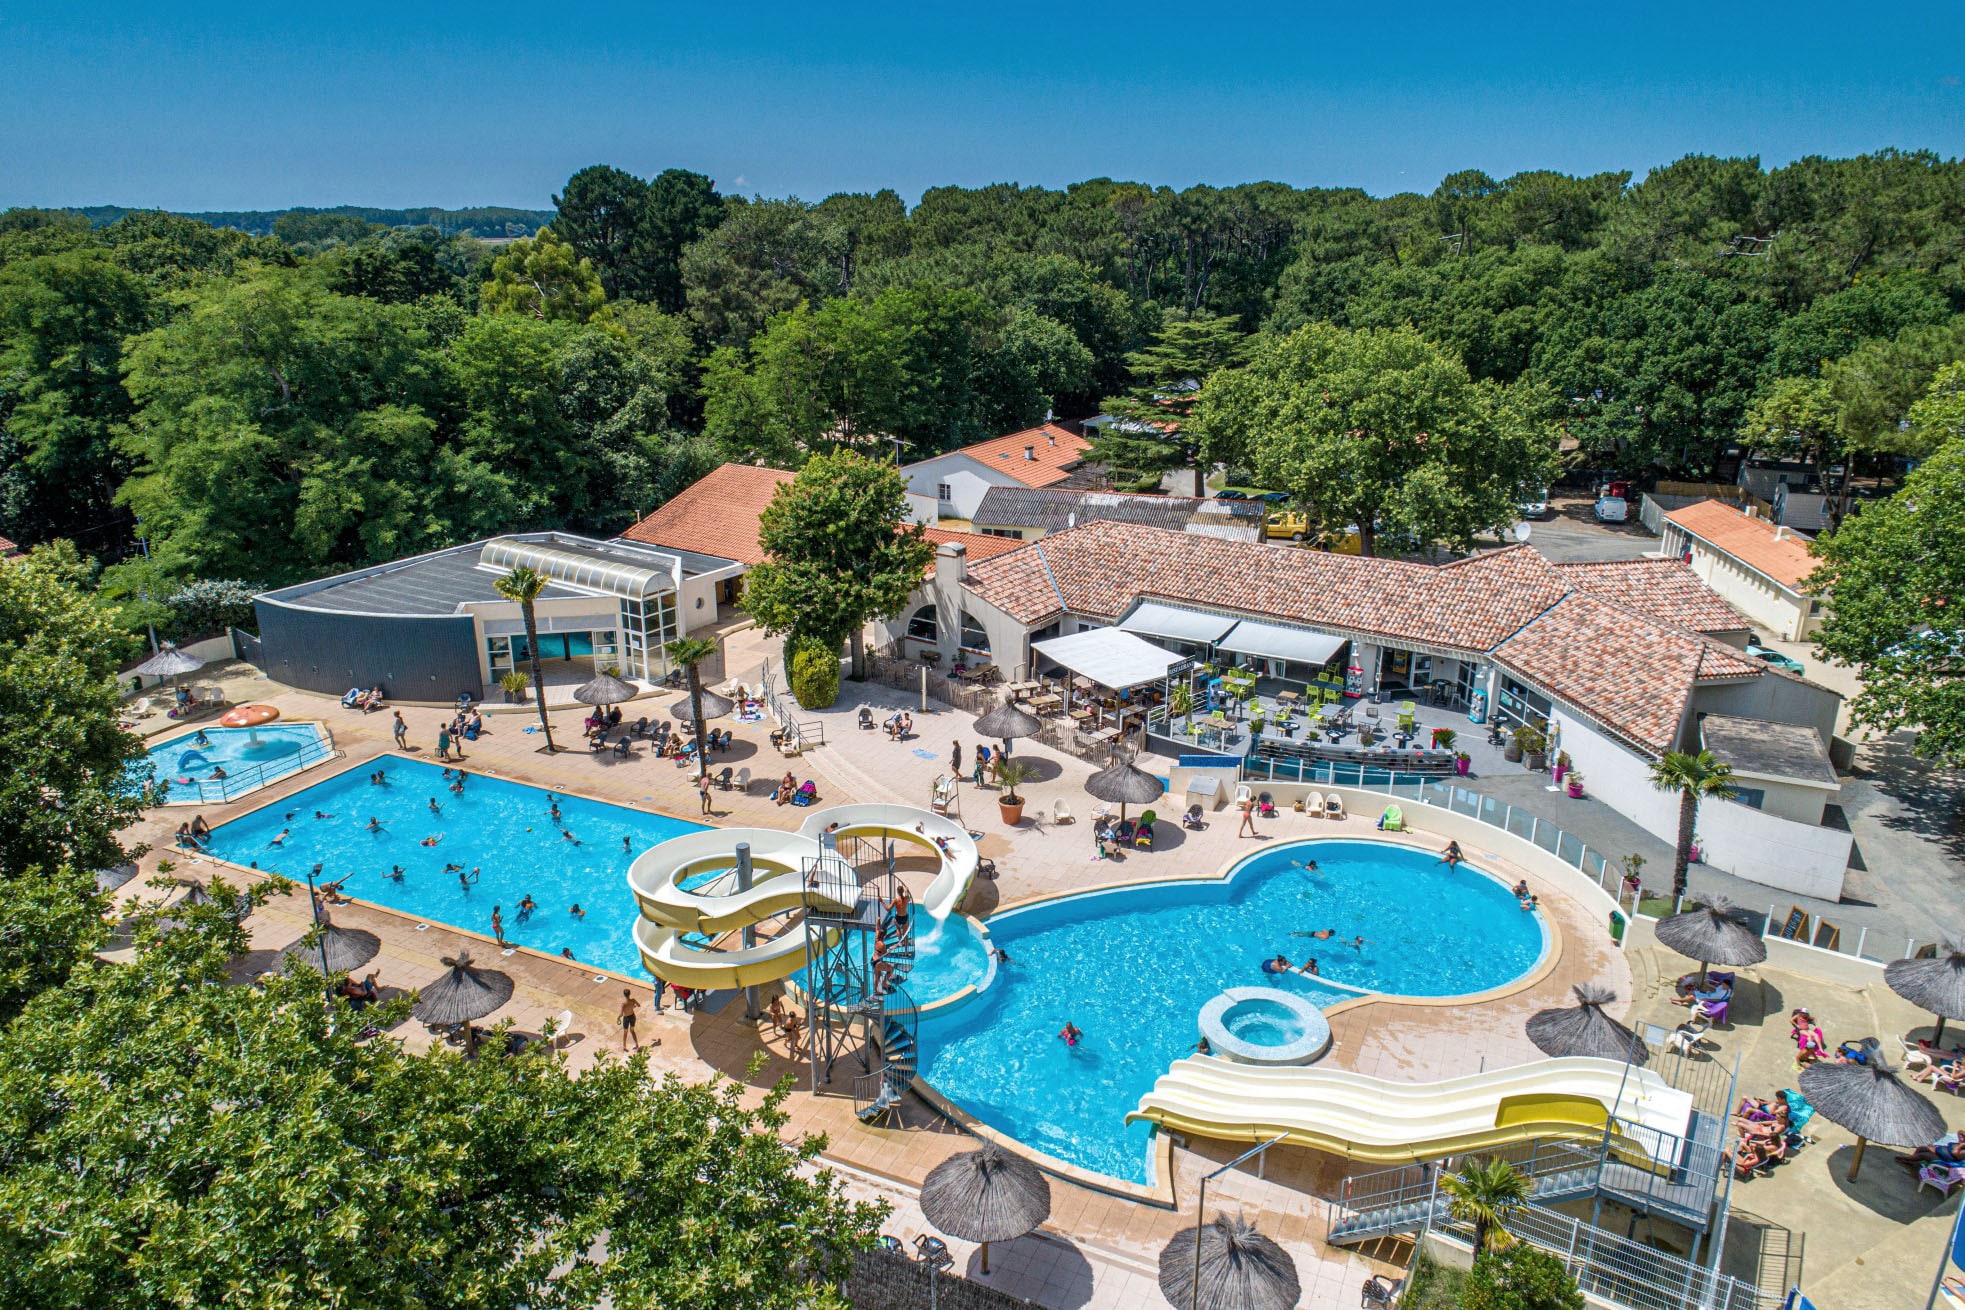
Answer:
164;730;340;804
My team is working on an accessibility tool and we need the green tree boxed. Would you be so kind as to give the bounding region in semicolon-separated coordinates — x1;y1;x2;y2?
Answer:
0;892;884;1307
787;633;842;711
552;164;653;300
1824;318;1965;458
680;197;846;348
480;226;606;322
1439;1157;1531;1254
640;168;727;312
1809;427;1965;763
1462;1244;1586;1310
1090;313;1246;493
664;636;719;778
1647;750;1736;901
1740;375;1840;488
494;565;557;751
0;251;152;545
744;451;935;679
1193;323;1556;555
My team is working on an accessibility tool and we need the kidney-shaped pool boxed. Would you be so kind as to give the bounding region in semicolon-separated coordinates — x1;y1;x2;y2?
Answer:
910;839;1548;1185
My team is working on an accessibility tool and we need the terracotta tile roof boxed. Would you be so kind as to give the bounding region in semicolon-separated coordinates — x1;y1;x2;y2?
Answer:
922;527;1024;564
0;535;17;557
617;463;794;566
972;486;1265;540
1555;558;1751;635
959;520;1781;754
1663;499;1818;591
932;423;1090;488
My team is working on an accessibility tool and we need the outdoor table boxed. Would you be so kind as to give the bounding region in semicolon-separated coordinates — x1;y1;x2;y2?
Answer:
1276;689;1301;705
1318;704;1343;722
1088;726;1120;743
1069;708;1094;723
1029;694;1063;712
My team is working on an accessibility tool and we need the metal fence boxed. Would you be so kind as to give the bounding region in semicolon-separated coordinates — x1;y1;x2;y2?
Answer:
167;728;341;804
865;652;1141;767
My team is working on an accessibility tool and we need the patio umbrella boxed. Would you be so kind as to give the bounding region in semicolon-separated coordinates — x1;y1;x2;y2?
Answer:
412;952;515;1056
571;670;638;708
919;1141;1051;1275
1526;984;1647;1065
686;688;735;726
1086;756;1164;823
134;643;205;699
285;924;381;974
974;695;1041;756
94;862;140;892
1157;1212;1300;1310
1653;897;1766;985
1798;1045;1946;1181
1885;940;1965;1045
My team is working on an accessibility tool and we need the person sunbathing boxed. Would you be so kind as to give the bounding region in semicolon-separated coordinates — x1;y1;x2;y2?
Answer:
1897;1131;1965;1168
1672;979;1731;1008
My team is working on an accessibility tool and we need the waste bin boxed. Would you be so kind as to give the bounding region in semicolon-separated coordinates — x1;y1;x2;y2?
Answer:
1609;910;1626;943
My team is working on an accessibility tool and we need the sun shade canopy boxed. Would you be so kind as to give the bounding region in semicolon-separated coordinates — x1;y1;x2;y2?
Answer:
1214;619;1346;667
479;538;676;600
1117;602;1238;646
1032;627;1187;690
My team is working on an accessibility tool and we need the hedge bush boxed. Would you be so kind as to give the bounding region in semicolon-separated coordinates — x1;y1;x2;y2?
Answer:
788;635;841;710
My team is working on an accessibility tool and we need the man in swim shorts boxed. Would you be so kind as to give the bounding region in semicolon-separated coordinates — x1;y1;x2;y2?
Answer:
618;988;641;1051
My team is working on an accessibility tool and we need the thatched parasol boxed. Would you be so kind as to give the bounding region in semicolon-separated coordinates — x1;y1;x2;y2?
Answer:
1526;984;1647;1066
1885;940;1965;1045
1653;897;1766;984
686;688;735;724
94;862;140;892
412;952;515;1056
919;1142;1052;1274
974;696;1042;751
135;643;205;681
1157;1212;1300;1310
1798;1044;1947;1181
1086;757;1164;823
285;924;381;974
571;670;638;708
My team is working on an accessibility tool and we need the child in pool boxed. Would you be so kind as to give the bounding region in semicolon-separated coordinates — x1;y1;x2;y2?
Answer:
1058;1022;1083;1047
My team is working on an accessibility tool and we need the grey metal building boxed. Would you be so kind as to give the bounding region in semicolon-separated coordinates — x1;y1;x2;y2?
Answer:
254;533;743;701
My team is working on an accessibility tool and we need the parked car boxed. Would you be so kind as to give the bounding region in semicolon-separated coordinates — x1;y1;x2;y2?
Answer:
1517;488;1551;519
1214;488;1248;500
1593;496;1629;524
1265;509;1308;542
1745;641;1807;674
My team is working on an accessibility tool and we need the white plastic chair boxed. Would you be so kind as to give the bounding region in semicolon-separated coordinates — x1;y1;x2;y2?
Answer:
1052;800;1073;824
547;1009;575;1050
1304;790;1325;817
1324;793;1346;820
129;696;153;718
735;766;751;792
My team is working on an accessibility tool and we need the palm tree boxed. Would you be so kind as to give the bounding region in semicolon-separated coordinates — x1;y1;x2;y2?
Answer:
1648;750;1735;903
665;637;717;779
493;565;555;752
1439;1157;1530;1254
1169;681;1195;734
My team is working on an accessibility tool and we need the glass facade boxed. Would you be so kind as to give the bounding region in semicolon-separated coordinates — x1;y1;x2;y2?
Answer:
618;594;678;679
484;594;675;683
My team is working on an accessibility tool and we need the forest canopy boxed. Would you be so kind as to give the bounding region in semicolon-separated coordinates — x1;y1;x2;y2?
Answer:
3;150;1963;589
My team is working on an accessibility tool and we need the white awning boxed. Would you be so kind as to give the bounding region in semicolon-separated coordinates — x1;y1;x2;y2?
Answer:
1032;627;1187;690
1117;602;1238;646
1215;619;1347;666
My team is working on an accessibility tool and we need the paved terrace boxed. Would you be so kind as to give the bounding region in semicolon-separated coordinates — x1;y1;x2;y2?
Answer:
112;648;1945;1308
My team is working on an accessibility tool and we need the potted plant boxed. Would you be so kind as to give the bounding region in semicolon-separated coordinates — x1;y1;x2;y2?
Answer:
1250;712;1267;737
1503;729;1524;763
994;759;1033;826
1454;751;1471;776
498;669;530;704
1552;749;1571;784
1515;724;1548;771
1567;771;1585;799
1169;681;1195;733
1358;728;1377;747
1431;726;1456;752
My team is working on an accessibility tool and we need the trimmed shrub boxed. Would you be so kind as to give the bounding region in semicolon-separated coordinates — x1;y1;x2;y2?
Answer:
1462;1245;1584;1310
788;635;841;710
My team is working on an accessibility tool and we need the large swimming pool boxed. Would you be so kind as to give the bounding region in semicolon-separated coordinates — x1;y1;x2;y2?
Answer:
144;723;332;803
201;759;704;973
912;840;1547;1185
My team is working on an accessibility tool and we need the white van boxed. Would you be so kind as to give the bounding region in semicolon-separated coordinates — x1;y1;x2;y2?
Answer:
1593;495;1629;524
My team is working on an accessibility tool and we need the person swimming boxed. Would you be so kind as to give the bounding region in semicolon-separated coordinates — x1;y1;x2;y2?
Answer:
1058;1022;1083;1047
420;834;442;847
1291;859;1320;872
314;810;334;820
429;798;442;815
622;836;632;853
443;861;463;873
561;829;580;845
1441;840;1463;867
1262;953;1293;975
1300;958;1321;976
193;729;211;746
385;865;405;882
569;903;586;918
549;800;562;823
449;778;465;795
458;867;479;889
365;817;385;832
269;829;290;847
1512;880;1529;898
517;895;537;919
1307;928;1337;939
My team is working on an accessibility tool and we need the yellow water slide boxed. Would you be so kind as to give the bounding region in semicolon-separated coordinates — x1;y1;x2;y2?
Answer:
1129;1055;1692;1165
625;804;978;990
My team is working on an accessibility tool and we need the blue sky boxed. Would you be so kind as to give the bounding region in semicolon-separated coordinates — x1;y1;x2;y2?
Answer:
3;1;1959;210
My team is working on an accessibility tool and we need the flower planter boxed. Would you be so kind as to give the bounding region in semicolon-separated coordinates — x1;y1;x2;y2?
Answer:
998;798;1025;826
1525;751;1547;771
1552;763;1567;784
1503;740;1523;763
1455;757;1470;776
1567;779;1585;799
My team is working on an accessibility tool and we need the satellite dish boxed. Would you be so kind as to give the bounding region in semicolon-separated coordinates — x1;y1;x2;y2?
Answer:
1512;521;1532;543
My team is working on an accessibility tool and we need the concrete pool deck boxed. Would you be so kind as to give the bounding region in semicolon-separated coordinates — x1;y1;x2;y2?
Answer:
111;660;1942;1309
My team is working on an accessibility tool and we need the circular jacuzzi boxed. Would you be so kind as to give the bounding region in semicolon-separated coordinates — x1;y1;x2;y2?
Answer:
1197;987;1332;1065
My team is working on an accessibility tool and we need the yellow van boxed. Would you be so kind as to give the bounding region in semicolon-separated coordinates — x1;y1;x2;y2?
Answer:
1265;509;1308;542
1315;527;1363;555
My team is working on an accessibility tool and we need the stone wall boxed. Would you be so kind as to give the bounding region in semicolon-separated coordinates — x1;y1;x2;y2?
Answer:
845;1247;1042;1310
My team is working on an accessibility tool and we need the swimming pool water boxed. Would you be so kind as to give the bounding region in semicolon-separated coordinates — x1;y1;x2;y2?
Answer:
913;840;1546;1184
144;724;329;802
201;759;705;973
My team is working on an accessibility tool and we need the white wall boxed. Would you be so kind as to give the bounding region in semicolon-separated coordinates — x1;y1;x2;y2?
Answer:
1667;529;1812;640
901;455;1018;521
125;633;238;690
904;491;939;525
1550;706;1847;900
1692;675;1840;747
1731;777;1831;826
677;573;721;635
